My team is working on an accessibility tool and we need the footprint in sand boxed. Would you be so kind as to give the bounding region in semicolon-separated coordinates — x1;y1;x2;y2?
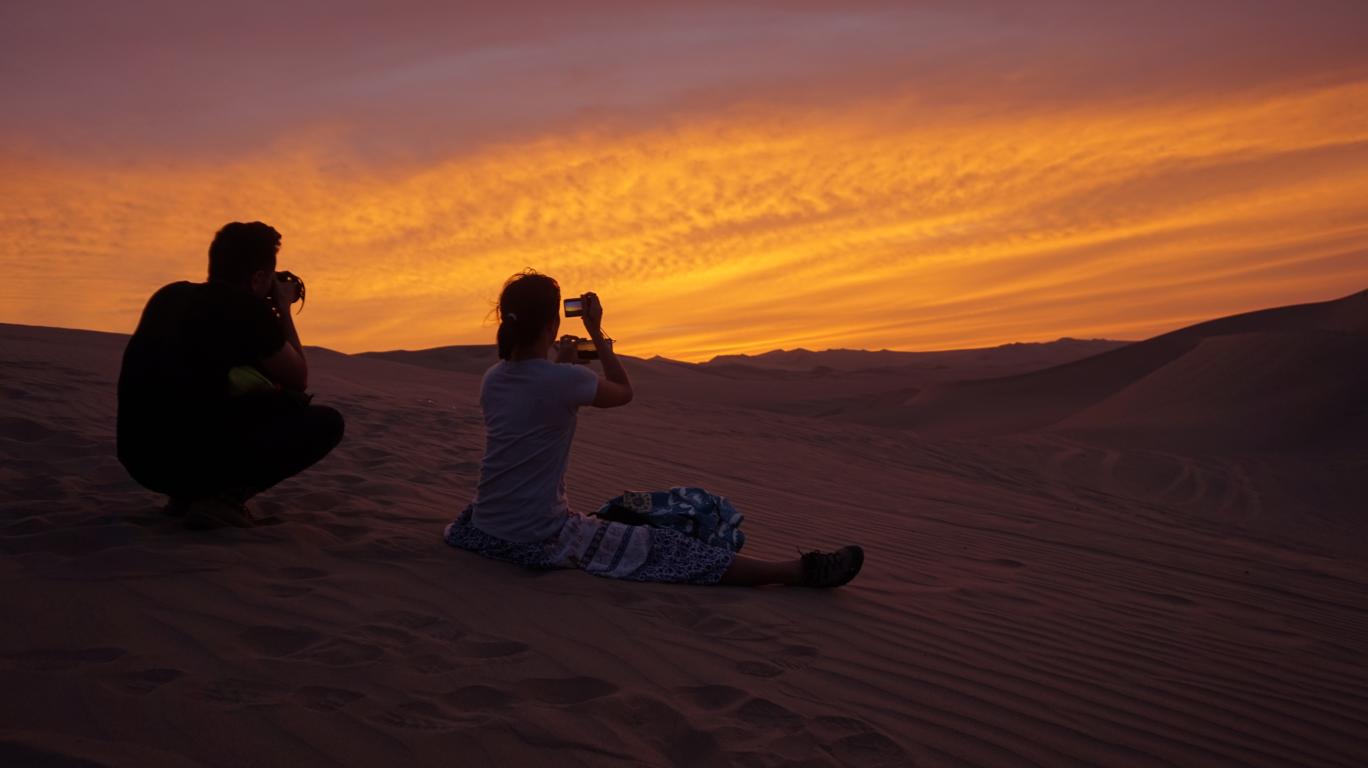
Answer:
265;566;327;598
294;685;366;712
349;445;391;462
239;625;384;667
112;667;184;695
676;684;748;711
194;677;285;707
355;623;419;648
736;644;819;678
2;515;52;536
736;697;805;731
265;583;314;598
811;716;909;766
407;653;461;674
295;638;385;667
1137;590;1198;607
0;383;33;400
369;701;469;731
442;685;519;711
372;610;468;642
406;632;526;674
448;637;530;661
240;625;324;656
321;522;369;542
736;660;785;678
516;676;618;706
608;693;723;765
361;537;429;560
279;566;328;580
829;731;910;765
330;473;369;487
2;647;126;672
0;416;58;443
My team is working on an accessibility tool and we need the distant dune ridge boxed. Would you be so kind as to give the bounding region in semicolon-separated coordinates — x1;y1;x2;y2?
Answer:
704;339;1127;372
895;288;1368;446
364;291;1368;454
1;290;1366;766
364;338;1133;416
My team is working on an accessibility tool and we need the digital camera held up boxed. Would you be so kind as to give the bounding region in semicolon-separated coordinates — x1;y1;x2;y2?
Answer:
275;270;306;310
564;294;587;317
561;335;612;362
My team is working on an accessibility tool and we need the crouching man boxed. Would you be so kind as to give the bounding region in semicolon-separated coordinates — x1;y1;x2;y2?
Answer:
117;221;344;528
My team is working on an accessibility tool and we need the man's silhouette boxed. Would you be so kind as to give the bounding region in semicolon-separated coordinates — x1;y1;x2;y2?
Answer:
117;222;343;527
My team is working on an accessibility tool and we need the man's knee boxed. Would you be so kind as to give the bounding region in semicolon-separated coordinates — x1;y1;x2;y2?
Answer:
310;405;345;452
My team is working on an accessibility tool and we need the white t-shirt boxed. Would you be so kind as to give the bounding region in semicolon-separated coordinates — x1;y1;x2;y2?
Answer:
470;359;600;542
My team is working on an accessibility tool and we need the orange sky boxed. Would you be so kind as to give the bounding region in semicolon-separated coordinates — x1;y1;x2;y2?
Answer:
3;2;1368;361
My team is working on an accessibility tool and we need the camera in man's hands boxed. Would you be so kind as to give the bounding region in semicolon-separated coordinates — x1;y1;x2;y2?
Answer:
275;270;306;309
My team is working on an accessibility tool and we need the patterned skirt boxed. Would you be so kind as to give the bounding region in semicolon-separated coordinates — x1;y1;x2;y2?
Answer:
443;506;734;585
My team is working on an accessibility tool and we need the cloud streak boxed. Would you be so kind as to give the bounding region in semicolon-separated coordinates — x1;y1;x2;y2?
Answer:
2;3;1368;359
5;77;1368;359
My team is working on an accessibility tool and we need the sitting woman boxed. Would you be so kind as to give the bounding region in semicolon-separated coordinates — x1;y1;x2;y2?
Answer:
443;270;863;588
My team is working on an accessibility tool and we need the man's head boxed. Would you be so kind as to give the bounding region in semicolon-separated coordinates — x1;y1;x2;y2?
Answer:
208;222;281;298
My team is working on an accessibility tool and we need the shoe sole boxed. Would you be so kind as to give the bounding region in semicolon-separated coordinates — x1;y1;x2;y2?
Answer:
833;546;865;587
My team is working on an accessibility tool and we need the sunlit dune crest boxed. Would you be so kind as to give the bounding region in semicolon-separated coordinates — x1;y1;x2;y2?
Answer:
3;80;1368;360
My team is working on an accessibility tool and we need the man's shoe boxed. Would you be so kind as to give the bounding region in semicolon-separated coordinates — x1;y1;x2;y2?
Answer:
800;545;864;588
184;497;257;530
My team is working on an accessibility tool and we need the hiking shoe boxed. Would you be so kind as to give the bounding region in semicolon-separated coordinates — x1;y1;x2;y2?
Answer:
800;545;864;588
184;496;258;530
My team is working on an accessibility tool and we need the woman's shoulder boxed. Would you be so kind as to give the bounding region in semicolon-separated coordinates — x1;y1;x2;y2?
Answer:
485;359;592;386
548;361;598;384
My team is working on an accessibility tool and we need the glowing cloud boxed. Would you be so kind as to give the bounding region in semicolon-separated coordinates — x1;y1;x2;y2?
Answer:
3;3;1368;360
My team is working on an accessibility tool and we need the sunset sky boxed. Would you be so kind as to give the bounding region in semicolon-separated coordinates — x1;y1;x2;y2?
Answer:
3;1;1367;361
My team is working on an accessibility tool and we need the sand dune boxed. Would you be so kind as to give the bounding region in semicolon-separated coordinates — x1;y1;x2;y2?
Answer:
891;289;1368;438
705;340;1127;373
1059;331;1368;452
365;338;1129;417
2;301;1367;766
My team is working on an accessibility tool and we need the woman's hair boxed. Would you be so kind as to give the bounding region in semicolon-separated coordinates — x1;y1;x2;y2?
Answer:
496;270;561;360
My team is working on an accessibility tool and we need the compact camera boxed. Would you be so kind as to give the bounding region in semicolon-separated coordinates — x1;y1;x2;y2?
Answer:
564;295;586;317
561;335;612;362
275;270;306;308
574;337;598;360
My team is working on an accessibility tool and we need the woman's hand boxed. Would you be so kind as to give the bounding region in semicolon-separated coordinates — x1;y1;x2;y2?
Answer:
582;292;604;337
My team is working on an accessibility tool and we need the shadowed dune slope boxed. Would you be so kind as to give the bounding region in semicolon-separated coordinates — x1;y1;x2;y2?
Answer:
893;289;1368;439
1058;331;1368;452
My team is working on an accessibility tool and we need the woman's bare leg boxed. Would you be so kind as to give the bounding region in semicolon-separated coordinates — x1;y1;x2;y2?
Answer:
718;555;803;586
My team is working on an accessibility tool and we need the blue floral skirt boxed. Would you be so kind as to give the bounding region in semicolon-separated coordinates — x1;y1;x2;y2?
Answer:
443;506;734;585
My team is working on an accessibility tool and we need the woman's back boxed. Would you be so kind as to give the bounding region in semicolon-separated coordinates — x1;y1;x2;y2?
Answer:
471;358;598;542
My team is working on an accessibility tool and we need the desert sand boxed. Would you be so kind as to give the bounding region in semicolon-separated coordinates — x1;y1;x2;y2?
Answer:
1;290;1366;767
